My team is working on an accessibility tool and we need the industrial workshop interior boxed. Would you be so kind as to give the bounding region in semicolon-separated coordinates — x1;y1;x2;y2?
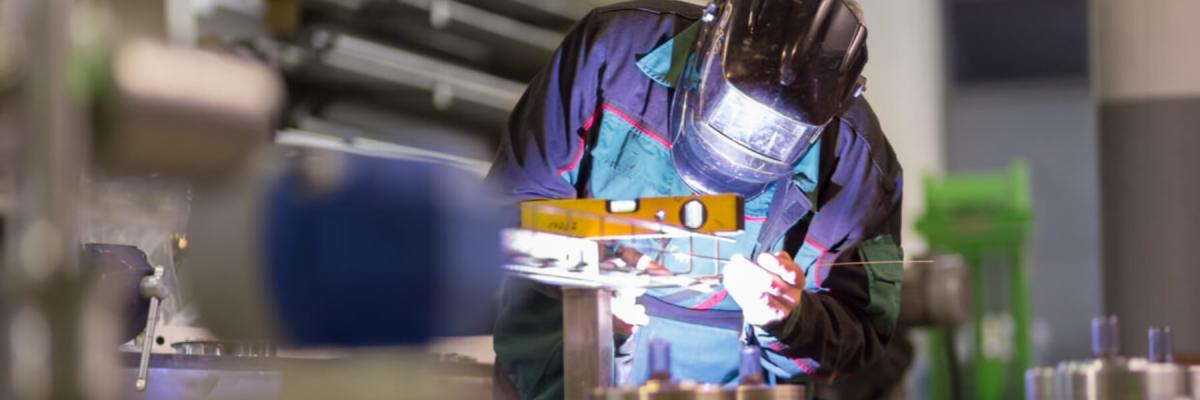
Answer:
0;0;1196;399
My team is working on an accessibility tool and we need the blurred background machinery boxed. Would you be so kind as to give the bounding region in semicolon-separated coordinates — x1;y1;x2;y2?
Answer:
189;0;703;163
1025;316;1200;400
0;0;512;398
917;162;1034;400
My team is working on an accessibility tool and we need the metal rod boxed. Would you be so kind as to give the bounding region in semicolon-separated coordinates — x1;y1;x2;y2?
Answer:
621;244;931;268
135;296;160;391
562;288;613;399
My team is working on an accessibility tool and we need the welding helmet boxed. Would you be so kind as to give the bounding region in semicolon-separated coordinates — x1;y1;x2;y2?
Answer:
670;0;869;198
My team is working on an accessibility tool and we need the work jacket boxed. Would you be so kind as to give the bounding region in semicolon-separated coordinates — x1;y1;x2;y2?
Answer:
486;2;904;399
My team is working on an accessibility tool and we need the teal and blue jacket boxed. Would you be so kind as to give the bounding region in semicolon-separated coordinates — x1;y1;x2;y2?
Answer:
487;2;904;399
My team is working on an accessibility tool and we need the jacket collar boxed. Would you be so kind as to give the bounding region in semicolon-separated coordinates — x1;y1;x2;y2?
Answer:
635;22;699;88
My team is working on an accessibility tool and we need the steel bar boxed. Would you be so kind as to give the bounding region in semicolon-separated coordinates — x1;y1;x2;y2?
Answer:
562;288;613;400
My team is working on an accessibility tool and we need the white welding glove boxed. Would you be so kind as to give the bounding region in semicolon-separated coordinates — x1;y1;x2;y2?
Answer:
611;288;649;327
723;253;804;326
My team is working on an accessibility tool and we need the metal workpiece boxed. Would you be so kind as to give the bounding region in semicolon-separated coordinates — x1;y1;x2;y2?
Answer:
503;230;719;290
1025;367;1056;400
590;344;805;400
116;348;495;400
1056;358;1145;400
1091;316;1120;359
170;341;277;358
504;195;748;291
563;287;615;400
1054;358;1188;400
1146;327;1173;363
1190;366;1200;400
590;381;807;400
738;346;764;385
1026;320;1191;400
1140;361;1187;400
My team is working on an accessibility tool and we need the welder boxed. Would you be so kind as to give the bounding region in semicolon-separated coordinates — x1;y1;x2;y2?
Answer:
487;0;904;398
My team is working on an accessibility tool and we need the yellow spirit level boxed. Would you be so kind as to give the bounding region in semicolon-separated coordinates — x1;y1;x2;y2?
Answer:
519;194;744;240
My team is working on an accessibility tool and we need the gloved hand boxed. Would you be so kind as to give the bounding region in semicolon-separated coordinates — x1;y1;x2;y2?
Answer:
611;288;648;336
722;252;805;326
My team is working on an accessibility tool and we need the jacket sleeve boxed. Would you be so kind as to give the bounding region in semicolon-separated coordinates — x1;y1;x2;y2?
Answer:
484;11;606;205
752;103;905;380
486;13;610;400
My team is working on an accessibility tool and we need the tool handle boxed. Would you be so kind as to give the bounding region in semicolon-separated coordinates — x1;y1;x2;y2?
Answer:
135;296;159;391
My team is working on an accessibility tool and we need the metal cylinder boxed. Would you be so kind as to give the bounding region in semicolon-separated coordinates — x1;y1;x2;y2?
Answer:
1091;315;1120;359
738;346;764;385
1141;361;1186;400
1146;327;1173;363
1025;367;1056;400
1189;366;1200;400
649;340;672;381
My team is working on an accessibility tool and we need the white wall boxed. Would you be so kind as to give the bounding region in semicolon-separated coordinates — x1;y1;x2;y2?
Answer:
946;78;1101;364
858;0;946;255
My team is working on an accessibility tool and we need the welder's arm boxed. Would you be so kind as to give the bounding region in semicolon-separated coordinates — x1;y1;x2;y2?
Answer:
485;11;606;205
751;244;899;380
751;122;905;380
487;12;611;400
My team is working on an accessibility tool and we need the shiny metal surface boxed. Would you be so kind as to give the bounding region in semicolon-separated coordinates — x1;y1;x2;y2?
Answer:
563;288;615;399
1026;367;1056;400
1063;358;1147;400
1146;326;1173;363
119;349;494;399
1030;321;1191;400
1189;366;1200;400
734;385;807;400
591;383;806;400
121;363;281;400
172;341;277;358
135;268;164;391
1140;361;1186;400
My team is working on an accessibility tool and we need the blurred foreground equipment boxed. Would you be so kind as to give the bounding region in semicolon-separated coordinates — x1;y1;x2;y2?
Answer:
1025;316;1195;400
186;147;503;345
94;40;284;176
2;0;507;397
916;161;1034;400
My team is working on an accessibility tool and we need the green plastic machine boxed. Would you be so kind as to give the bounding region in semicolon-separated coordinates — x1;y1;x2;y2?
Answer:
916;161;1034;400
